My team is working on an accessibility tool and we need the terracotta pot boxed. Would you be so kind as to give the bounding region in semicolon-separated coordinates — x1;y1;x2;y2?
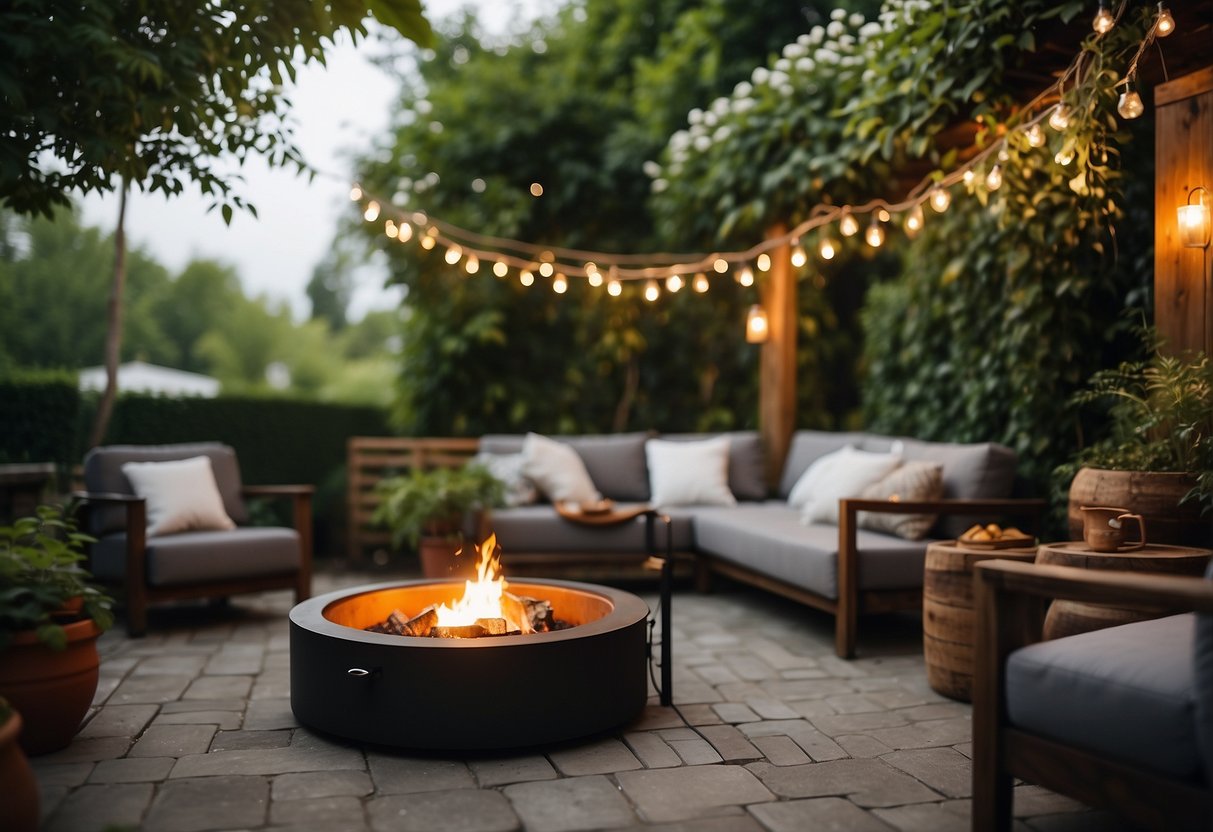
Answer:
0;619;101;755
1068;467;1209;547
0;709;41;832
419;537;478;580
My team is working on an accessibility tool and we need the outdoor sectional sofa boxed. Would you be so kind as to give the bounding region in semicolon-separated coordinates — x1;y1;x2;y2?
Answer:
476;430;1044;658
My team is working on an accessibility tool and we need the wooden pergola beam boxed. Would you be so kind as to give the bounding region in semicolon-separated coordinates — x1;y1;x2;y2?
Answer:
760;225;797;488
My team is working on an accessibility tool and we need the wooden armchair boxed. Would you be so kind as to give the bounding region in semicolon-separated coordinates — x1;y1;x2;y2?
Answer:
972;558;1213;831
75;443;313;636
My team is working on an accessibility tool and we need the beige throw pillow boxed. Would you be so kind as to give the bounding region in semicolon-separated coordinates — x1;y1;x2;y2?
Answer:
857;461;944;540
521;433;602;504
121;455;237;537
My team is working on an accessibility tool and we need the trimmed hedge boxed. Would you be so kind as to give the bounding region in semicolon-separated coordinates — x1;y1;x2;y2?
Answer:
0;371;83;467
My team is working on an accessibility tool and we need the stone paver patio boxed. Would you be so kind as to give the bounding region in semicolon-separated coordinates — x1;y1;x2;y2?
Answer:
31;568;1138;831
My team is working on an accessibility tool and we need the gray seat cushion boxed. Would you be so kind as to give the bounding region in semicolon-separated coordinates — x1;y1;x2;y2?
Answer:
659;432;767;501
1007;614;1201;781
91;527;301;587
83;443;249;534
480;433;651;501
691;503;931;599
486;505;695;554
1194;562;1213;785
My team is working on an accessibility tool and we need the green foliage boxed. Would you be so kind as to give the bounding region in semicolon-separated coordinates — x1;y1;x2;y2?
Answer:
0;0;431;218
0;371;82;469
0;505;113;651
373;464;504;549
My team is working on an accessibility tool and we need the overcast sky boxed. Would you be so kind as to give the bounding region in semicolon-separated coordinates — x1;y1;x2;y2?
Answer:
80;1;549;322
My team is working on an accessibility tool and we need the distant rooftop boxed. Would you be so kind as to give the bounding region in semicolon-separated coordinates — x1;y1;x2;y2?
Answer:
77;360;220;398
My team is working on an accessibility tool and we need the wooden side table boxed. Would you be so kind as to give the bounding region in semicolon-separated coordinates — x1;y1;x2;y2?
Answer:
923;540;1038;701
1036;541;1213;640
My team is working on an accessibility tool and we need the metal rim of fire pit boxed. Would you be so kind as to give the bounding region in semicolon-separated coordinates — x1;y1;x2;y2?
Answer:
289;579;651;750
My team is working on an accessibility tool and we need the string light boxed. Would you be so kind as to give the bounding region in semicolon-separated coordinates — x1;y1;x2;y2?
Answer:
929;187;951;213
904;205;924;238
644;279;660;302
713;257;729;274
745;305;769;344
538;262;554;277
349;185;363;201
1026;124;1046;147
363;201;381;222
420;231;437;250
552;273;568;293
493;260;509;277
819;237;837;260
737;265;755;287
465;254;480;274
520;269;535;286
1155;3;1175;36
877;208;891;222
839;211;860;237
529;182;544;197
756;253;772;272
667;274;684;292
1055;149;1074;165
444;245;463;265
963;170;976;186
790;239;808;268
1117;82;1144;119
1049;103;1071;131
588;270;604;287
1092;0;1114;34
607;279;622;296
985;164;1004;191
384;220;398;239
693;273;710;293
865;216;886;248
398;222;414;242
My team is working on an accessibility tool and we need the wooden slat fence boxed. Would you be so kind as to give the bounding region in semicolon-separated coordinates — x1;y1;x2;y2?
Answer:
347;436;481;561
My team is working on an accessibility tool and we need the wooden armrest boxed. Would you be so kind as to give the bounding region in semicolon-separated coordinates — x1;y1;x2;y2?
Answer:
975;559;1213;613
70;490;145;505
241;484;315;497
840;497;1047;516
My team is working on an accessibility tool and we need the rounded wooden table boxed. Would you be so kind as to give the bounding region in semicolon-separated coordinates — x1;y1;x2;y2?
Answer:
923;540;1038;702
1037;541;1212;640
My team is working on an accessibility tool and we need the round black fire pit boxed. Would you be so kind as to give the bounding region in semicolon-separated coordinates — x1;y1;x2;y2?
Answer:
289;579;650;750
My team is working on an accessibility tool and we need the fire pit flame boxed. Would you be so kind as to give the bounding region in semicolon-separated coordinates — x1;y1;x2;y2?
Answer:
431;534;531;634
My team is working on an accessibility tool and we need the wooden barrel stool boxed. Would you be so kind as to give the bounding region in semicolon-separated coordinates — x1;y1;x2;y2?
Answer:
923;540;1038;701
1036;541;1211;640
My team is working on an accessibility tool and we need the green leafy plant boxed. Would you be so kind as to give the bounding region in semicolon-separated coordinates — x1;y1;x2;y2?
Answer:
0;504;113;651
1060;349;1213;513
373;464;505;550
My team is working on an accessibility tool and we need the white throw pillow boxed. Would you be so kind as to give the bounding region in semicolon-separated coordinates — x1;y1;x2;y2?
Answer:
472;452;538;507
786;446;852;509
521;433;601;504
800;445;904;525
645;436;737;508
121;456;236;537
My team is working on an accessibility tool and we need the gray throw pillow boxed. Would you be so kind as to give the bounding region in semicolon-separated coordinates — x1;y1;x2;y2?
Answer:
857;461;944;540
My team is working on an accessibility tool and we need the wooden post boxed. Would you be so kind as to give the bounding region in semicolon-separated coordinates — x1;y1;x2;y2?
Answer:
1154;65;1213;357
759;225;797;489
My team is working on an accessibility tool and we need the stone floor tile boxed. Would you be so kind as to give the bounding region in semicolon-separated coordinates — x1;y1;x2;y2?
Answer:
780;668;830;680
368;789;520;832
624;732;683;769
697;724;762;762
626;704;686;731
270;795;364;827
867;689;935;709
694;664;742;685
760;678;854;700
676;704;725;726
549;737;642;776
130;724;217;757
953;742;973;758
712;703;762;724
899;703;971;722
44;782;153;832
152;709;244;730
30;761;93;787
835;733;896;758
469;754;559;786
656;728;701;742
250;669;292;700
750;640;811;671
183;673;254;700
722;654;777;681
1012;785;1089;818
159;698;247;713
671;679;724;704
131;654;208;676
811;710;909;736
883;747;973;798
788;698;837;719
90;673;124;707
743;698;801;720
715;681;767;702
108;673;193;704
77;703;159;738
1023;810;1141;831
749;796;894;832
505;774;637;832
367;754;475;794
603;816;768;832
738;719;848;762
616;765;775;823
667;737;724;765
873;801;970;832
35;736;132;764
170;743;364;777
243;698;299;730
144;775;268;832
823;693;887;714
750;735;811;766
39;785;69;825
747;759;940;807
870;717;972;750
89;756;175;783
273;770;374;800
211;729;292;751
205;645;266;675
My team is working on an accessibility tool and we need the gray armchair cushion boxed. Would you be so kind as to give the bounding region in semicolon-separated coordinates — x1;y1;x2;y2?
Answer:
83;443;249;534
480;433;651;501
1007;614;1201;781
488;505;695;553
659;432;767;501
90;527;301;587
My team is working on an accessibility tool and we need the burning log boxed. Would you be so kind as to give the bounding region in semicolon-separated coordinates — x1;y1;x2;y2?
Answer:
431;618;519;639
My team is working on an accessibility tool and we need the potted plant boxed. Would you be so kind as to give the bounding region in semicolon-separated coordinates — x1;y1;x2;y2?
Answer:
1058;347;1212;546
373;464;505;578
0;504;114;754
0;697;39;832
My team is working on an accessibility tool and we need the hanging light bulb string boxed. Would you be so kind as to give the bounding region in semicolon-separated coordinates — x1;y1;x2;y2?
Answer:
343;0;1166;286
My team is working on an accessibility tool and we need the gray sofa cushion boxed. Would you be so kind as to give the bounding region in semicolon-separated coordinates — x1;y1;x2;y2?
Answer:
1007;614;1201;781
90;527;301;587
1195;561;1213;785
480;433;651;501
83;443;249;534
691;503;931;599
487;505;695;553
659;432;767;501
899;439;1017;538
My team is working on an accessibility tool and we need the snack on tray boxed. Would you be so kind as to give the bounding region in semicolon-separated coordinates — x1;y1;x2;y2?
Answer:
959;523;1030;543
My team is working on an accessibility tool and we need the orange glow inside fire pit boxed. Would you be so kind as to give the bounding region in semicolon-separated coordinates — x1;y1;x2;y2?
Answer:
431;534;532;634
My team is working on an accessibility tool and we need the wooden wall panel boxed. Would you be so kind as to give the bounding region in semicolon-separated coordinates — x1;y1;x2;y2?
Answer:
1154;66;1213;357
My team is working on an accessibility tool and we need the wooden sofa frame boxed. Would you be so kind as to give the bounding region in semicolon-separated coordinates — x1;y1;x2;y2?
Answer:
971;559;1213;831
697;497;1046;659
74;485;313;636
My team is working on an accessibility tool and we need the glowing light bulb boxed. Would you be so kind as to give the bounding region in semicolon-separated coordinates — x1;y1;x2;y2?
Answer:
420;234;436;250
819;237;836;260
384;220;398;239
865;218;885;248
553;273;568;293
666;274;684;292
929;187;951;213
493;260;509;278
397;222;414;243
584;261;598;277
790;241;808;268
745;305;769;344
840;212;860;237
985;164;1003;191
756;253;771;272
713;257;729;274
588;271;604;287
1156;3;1175;36
444;245;462;265
607;279;622;297
520;270;535;286
1026;124;1046;148
877;208;891;222
904;205;924;238
644;280;660;302
1049;104;1071;131
538;262;554;278
1117;87;1144;119
737;266;754;287
1092;1;1114;34
1179;188;1211;248
1055;149;1074;165
465;254;480;274
349;185;363;201
412;211;428;226
529;182;544;197
963;170;975;186
693;273;710;293
363;201;381;222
